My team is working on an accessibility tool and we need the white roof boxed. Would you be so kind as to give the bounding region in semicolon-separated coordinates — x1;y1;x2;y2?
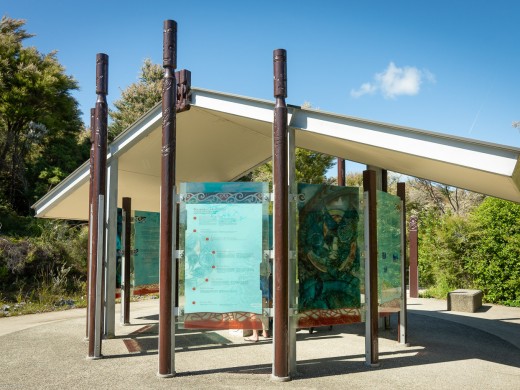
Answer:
33;88;520;220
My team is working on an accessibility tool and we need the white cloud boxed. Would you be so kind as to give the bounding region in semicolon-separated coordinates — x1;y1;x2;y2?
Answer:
351;62;435;99
350;82;377;98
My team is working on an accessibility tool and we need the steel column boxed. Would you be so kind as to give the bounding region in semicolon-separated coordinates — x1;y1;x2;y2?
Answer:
87;53;108;359
337;158;345;186
272;48;290;382
104;157;118;338
121;197;131;325
158;19;177;378
397;183;408;345
409;216;419;298
363;170;379;367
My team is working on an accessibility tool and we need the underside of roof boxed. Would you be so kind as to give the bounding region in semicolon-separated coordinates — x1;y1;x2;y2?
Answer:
33;88;520;220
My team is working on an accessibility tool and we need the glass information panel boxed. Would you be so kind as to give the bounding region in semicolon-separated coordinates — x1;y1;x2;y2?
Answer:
133;211;160;287
180;182;269;330
297;183;364;327
376;190;402;309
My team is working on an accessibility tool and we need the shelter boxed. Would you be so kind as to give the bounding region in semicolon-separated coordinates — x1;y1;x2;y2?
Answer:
32;83;520;379
33;87;520;220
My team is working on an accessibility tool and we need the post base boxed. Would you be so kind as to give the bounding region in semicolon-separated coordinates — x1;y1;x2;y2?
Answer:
271;375;291;382
157;372;176;379
86;354;103;360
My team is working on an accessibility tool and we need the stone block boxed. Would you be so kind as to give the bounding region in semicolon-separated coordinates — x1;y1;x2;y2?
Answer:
447;289;483;312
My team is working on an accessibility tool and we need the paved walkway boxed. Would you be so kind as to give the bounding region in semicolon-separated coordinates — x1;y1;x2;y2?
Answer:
1;297;520;389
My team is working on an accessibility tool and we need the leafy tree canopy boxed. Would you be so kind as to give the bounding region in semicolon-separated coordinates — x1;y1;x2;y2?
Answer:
108;59;163;141
0;16;87;214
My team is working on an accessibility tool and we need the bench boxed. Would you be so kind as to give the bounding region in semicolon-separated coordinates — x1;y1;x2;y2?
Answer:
447;289;483;312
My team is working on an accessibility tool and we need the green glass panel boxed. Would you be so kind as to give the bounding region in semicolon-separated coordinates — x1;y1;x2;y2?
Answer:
297;183;363;327
179;182;269;330
376;190;402;308
133;211;160;287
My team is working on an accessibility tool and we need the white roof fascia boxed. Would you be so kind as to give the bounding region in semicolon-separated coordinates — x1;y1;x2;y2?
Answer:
32;104;163;217
109;104;162;160
292;107;520;177
191;88;295;124
32;161;90;218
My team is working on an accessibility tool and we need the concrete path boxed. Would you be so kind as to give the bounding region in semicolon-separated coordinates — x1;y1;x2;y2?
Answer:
1;297;519;389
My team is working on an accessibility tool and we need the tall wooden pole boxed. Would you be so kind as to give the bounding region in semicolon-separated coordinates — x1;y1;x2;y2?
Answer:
272;48;290;381
86;107;95;340
158;19;177;378
88;53;108;359
337;158;345;186
121;197;132;325
409;216;419;298
363;169;379;366
381;169;388;192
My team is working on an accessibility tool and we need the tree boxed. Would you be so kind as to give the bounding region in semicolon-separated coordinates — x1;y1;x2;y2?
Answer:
0;17;87;213
108;59;163;140
242;149;334;185
408;178;484;216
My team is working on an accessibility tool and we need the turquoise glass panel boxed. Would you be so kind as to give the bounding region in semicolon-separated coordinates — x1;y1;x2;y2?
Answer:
376;190;402;308
179;182;269;330
297;183;363;327
133;210;160;287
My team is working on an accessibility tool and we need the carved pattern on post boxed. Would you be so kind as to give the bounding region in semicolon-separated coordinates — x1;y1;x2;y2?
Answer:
409;215;418;231
175;69;191;112
163;22;177;69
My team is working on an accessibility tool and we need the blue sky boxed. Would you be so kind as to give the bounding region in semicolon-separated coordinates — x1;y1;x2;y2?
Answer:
3;0;520;158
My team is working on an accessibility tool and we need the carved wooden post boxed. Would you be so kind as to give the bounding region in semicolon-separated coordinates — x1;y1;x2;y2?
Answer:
88;53;108;359
409;216;419;298
158;19;177;378
86;107;95;340
337;158;345;186
121;197;132;325
272;48;290;381
382;169;388;192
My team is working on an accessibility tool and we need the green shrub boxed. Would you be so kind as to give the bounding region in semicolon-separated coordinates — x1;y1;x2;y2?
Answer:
0;219;88;302
417;211;472;297
465;198;520;305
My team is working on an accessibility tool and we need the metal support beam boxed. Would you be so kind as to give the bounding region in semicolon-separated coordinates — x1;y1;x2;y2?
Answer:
397;182;408;345
366;165;385;191
121;197;131;325
272;48;290;382
337;158;345;186
363;169;379;367
409;216;419;298
158;19;177;378
87;53;108;360
104;157;118;338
